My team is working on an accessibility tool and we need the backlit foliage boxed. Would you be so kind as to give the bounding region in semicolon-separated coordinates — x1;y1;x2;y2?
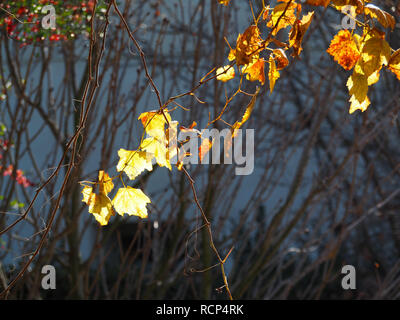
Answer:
80;0;400;226
214;0;399;115
81;109;213;225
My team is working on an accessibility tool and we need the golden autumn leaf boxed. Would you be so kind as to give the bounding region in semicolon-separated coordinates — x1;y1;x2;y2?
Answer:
116;149;153;180
81;171;116;226
331;0;366;14
216;65;235;82
289;11;314;58
81;184;114;226
365;4;396;30
327;30;360;70
388;49;400;81
88;193;114;226
242;58;266;84
268;56;280;94
141;137;171;170
357;33;391;78
229;25;263;66
267;2;297;36
347;72;370;113
138;110;171;139
112;186;151;219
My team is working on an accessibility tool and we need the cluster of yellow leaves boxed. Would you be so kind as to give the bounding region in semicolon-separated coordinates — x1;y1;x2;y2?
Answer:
81;110;175;226
305;0;399;113
81;169;151;226
217;0;399;116
81;108;215;226
83;0;400;225
216;0;312;95
214;0;400;120
327;26;398;113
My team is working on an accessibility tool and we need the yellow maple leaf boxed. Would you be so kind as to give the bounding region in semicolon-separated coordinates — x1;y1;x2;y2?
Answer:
138;110;171;139
289;11;314;58
216;65;235;82
81;172;116;226
267;2;297;36
268;55;280;94
327;30;360;71
347;72;370;113
242;59;265;85
388;49;400;81
116;149;153;180
112;186;151;219
140;137;171;170
88;193;114;226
